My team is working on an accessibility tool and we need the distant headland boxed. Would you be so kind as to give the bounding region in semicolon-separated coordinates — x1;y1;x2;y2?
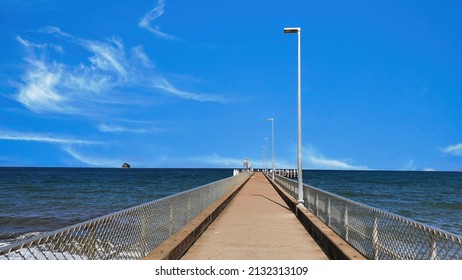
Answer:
121;163;131;168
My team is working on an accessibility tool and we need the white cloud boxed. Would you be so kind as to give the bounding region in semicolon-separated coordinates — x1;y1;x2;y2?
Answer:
98;124;149;133
16;36;47;49
16;60;67;113
80;36;128;77
63;146;122;167
154;78;227;103
402;159;417;171
0;128;111;166
139;0;177;40
14;27;226;116
131;45;155;68
0;129;101;145
304;146;368;170
442;143;462;156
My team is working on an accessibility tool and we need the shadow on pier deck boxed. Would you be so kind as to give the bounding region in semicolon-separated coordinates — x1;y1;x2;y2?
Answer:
144;172;364;260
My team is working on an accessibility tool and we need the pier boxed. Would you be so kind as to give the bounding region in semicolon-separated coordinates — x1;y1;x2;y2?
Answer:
144;172;361;260
179;172;327;259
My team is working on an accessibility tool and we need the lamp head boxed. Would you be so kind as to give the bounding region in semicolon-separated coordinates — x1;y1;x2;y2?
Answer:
284;27;300;33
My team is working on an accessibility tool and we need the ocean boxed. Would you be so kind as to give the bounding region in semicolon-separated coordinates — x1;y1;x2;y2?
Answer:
0;168;461;248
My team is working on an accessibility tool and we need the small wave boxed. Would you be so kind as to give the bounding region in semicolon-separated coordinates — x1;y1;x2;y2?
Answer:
0;231;44;250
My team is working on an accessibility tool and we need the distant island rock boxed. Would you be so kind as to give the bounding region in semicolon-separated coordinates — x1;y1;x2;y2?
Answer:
121;163;131;168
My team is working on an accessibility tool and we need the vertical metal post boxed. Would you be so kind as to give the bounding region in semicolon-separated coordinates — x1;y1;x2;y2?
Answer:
430;232;438;260
372;213;379;260
315;192;319;217
187;194;192;222
296;28;304;204
140;209;148;257
87;226;97;260
264;137;269;172
344;204;349;241
268;118;275;180
327;196;331;227
284;27;303;203
306;188;310;210
169;202;173;236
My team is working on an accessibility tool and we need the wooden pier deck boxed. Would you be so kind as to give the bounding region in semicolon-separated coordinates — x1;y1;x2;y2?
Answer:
180;172;328;260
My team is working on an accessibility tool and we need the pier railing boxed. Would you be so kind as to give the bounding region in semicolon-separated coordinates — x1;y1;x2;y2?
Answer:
273;174;462;260
0;171;251;260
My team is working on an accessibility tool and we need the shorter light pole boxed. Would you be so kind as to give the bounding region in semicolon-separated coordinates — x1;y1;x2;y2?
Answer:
267;118;275;180
264;137;269;172
262;146;265;172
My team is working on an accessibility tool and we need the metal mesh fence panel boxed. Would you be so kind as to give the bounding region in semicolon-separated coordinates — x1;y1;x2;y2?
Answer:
0;171;251;260
274;174;462;260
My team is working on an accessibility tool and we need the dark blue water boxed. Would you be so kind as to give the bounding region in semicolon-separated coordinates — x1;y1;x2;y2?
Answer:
303;170;462;236
0;168;231;246
1;168;461;248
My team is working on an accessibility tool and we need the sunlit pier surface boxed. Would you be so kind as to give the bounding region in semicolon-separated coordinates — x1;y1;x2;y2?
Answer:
180;172;328;260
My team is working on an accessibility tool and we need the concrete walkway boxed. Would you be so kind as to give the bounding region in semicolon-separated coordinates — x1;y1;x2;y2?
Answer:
181;172;328;260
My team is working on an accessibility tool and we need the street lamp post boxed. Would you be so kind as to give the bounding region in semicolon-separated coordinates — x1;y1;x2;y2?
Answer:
284;27;304;204
267;118;275;180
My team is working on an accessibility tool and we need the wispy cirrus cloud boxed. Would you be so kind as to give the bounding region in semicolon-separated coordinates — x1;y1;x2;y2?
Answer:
139;0;177;41
62;146;122;167
402;159;417;171
154;78;227;103
14;26;225;116
442;142;462;156
97;124;164;134
0;129;120;167
0;129;101;145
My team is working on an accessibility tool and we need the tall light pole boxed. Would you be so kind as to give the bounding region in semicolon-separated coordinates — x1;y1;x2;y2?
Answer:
284;27;304;203
267;118;275;180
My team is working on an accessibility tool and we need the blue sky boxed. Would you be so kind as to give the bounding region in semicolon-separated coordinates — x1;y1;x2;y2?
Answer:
0;0;461;171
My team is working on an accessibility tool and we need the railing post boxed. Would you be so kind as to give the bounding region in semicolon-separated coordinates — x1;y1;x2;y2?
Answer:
187;193;192;222
140;210;148;257
315;192;319;217
327;196;331;227
372;213;379;260
430;232;438;260
169;201;173;237
344;204;349;242
306;188;311;211
87;225;97;260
